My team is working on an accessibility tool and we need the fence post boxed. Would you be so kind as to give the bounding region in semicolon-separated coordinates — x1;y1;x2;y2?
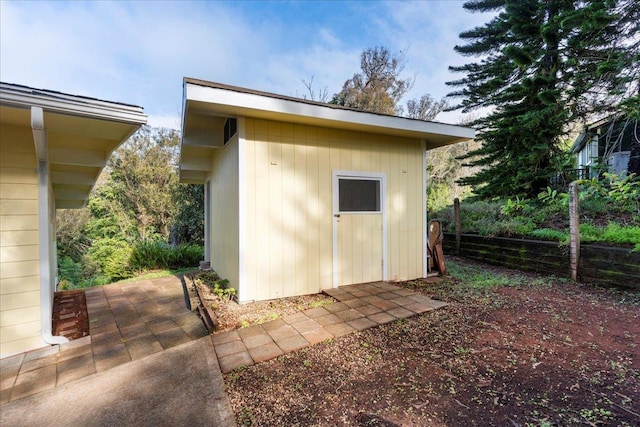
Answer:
454;198;461;255
569;181;580;281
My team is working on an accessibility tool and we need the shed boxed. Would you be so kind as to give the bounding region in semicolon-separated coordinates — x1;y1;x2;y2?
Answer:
179;78;474;303
0;82;146;357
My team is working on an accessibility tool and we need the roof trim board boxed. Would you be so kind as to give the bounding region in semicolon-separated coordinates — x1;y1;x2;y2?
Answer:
181;78;476;183
1;81;147;208
184;78;474;142
0;82;146;125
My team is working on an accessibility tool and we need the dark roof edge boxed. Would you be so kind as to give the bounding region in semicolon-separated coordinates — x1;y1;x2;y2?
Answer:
183;77;462;127
0;81;143;110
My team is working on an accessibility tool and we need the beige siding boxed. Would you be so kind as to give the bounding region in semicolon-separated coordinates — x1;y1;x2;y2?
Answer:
208;136;240;295
337;214;383;286
0;124;42;357
242;118;424;301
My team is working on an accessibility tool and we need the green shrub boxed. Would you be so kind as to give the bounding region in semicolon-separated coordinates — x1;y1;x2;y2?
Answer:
130;240;203;271
495;217;536;237
578;172;640;216
460;201;502;234
536;187;569;215
58;256;83;286
171;243;204;268
427;183;453;215
600;223;640;248
195;270;236;300
500;196;529;216
432;178;637;247
605;172;640;215
88;238;132;281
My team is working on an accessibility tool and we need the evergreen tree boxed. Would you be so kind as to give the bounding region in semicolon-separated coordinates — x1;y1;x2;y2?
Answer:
447;0;639;198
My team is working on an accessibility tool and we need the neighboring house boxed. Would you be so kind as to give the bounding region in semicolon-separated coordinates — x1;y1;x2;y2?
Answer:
179;78;474;303
0;83;146;357
572;116;639;178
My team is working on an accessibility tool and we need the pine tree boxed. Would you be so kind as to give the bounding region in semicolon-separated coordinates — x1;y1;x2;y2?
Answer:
447;0;639;198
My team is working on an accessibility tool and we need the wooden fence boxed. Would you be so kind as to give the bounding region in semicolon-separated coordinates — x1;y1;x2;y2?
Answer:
443;233;640;290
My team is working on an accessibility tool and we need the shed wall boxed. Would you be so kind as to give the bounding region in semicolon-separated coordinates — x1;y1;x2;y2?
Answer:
0;124;43;356
208;136;240;295
241;118;424;301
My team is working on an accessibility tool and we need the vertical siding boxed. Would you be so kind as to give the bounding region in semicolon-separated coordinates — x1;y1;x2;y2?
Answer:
208;136;240;296
0;124;43;357
242;118;424;301
337;214;383;286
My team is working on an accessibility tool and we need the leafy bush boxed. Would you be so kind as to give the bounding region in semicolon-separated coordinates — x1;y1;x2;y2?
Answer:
500;196;529;216
89;238;132;281
580;223;640;250
196;270;237;300
58;256;83;285
427;183;453;215
129;240;203;271
494;217;536;237
171;243;204;268
431;173;639;247
578;172;640;216
530;228;568;242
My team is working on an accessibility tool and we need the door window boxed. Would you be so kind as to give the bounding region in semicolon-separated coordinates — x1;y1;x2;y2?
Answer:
338;178;381;213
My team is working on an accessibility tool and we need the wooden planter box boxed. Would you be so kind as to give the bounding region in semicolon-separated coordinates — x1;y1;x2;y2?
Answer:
443;233;639;290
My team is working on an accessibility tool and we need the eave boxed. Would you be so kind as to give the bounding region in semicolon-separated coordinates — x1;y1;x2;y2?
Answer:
180;78;475;184
0;82;147;208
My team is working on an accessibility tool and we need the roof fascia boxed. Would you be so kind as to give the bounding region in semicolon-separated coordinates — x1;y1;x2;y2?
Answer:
0;87;147;125
185;82;474;141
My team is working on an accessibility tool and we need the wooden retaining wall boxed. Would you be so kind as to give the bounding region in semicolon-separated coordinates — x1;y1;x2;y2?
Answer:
443;233;639;290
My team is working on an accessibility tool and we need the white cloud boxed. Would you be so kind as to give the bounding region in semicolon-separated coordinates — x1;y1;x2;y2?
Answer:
147;113;182;130
0;0;493;128
369;1;496;121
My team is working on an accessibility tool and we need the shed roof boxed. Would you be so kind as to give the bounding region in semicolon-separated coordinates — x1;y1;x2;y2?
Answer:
180;78;475;183
0;82;147;208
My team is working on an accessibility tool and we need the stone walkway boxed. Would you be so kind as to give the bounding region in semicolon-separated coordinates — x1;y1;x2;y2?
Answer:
212;281;447;373
1;276;445;426
1;276;209;404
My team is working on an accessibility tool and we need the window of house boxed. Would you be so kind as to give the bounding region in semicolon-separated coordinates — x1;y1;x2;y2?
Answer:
224;118;237;145
338;178;381;213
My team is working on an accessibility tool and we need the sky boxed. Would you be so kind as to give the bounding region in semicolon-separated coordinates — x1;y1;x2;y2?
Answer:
0;0;493;129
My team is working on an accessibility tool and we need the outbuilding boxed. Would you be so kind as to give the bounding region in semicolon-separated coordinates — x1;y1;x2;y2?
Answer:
179;78;474;303
0;83;146;357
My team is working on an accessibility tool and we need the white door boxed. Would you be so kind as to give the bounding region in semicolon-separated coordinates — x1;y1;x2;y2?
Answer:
332;171;386;287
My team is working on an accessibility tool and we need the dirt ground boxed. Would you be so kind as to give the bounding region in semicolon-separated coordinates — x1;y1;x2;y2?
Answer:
210;258;639;426
194;277;335;333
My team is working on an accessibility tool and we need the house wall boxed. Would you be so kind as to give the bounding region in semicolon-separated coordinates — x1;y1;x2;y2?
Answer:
0;124;43;357
208;135;240;295
240;118;424;301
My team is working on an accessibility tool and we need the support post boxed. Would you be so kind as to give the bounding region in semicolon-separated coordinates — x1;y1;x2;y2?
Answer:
454;198;461;255
569;182;580;281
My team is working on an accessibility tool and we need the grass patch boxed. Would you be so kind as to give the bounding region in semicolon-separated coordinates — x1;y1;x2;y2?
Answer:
447;262;517;289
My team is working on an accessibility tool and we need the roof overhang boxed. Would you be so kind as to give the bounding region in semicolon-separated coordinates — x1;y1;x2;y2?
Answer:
180;78;475;184
0;82;147;208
